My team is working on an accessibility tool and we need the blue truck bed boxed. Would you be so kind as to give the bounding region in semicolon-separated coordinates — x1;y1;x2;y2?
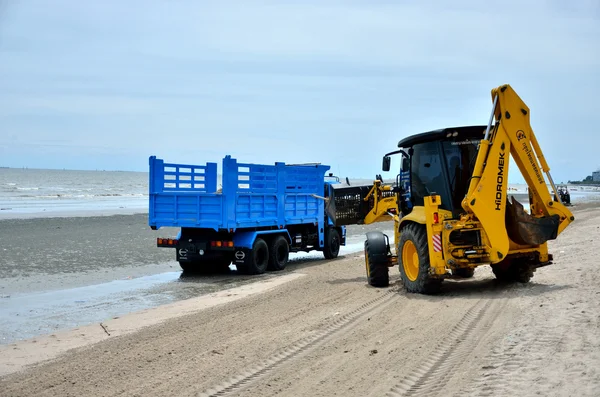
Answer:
149;155;331;231
149;155;348;274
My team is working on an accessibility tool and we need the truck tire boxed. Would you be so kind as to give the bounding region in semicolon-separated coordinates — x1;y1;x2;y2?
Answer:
179;255;232;274
268;235;289;271
453;267;475;278
398;223;442;294
179;261;195;273
364;231;389;287
212;255;233;273
243;238;269;275
323;228;341;259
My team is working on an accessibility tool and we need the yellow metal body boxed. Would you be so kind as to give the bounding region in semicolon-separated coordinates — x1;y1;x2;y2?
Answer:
362;180;398;225
364;84;574;279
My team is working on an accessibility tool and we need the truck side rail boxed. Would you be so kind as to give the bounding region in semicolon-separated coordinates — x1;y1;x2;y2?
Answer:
221;156;329;229
149;156;222;229
149;156;218;194
149;155;331;233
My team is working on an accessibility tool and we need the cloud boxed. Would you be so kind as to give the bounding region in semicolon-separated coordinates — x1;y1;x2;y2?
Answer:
0;0;598;183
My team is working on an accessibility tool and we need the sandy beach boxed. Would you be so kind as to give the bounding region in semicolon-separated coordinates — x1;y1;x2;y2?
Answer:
0;202;598;396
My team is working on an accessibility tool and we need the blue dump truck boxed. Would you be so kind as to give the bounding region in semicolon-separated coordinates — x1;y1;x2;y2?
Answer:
149;155;356;274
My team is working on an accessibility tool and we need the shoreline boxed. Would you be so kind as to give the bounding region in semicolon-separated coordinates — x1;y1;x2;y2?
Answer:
0;273;307;377
2;181;599;221
0;212;393;351
0;199;148;221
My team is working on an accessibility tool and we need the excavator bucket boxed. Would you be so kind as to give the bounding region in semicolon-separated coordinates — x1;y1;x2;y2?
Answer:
505;197;560;246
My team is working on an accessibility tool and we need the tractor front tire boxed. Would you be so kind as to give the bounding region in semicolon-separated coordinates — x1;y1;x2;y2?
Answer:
364;231;389;287
398;223;442;294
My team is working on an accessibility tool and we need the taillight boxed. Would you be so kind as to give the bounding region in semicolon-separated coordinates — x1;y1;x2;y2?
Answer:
157;238;178;247
210;240;234;248
433;212;439;224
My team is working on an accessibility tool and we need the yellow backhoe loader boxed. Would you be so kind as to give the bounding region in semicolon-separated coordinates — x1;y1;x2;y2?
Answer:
362;84;574;293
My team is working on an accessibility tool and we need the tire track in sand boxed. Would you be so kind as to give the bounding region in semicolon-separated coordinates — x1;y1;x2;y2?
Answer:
459;333;563;397
459;305;593;396
387;298;504;397
197;289;400;397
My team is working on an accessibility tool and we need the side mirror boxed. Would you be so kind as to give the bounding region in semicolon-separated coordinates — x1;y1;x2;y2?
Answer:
382;156;391;172
402;157;409;172
345;177;351;186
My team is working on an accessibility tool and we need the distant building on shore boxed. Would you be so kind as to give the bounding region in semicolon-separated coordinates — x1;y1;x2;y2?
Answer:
593;171;600;182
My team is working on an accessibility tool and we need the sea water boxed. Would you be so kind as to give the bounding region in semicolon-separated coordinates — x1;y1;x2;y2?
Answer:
1;167;599;219
0;168;149;219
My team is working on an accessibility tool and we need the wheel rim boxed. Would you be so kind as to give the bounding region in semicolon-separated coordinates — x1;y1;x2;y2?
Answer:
402;240;419;282
365;248;370;277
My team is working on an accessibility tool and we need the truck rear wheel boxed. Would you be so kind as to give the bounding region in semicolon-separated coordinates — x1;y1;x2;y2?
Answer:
398;223;442;294
241;238;269;275
323;228;341;259
364;231;389;287
268;235;289;271
179;255;232;274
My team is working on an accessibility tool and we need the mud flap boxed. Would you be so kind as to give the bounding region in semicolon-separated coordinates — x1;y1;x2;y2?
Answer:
506;197;560;246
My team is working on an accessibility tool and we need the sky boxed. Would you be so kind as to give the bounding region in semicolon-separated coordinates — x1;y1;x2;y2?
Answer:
0;0;598;183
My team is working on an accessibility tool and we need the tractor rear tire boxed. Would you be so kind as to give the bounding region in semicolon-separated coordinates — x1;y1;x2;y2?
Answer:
453;267;475;278
491;261;513;282
364;231;389;287
398;223;442;294
512;260;535;283
492;258;534;283
323;228;341;259
268;235;289;271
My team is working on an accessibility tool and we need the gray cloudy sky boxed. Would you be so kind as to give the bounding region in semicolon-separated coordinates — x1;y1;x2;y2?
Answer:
0;0;598;183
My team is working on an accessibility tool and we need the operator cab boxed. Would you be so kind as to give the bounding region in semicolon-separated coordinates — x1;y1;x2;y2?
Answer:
384;125;487;218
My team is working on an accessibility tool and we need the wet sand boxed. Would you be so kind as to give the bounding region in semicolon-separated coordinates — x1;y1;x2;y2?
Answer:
0;213;393;345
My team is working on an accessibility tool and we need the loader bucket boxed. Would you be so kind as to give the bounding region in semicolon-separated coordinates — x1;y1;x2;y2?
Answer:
506;197;560;246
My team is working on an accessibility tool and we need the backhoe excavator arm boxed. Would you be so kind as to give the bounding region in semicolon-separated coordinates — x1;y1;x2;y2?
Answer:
462;84;574;263
362;181;399;224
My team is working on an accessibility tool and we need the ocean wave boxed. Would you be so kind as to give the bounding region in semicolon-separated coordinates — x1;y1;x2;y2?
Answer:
8;193;149;199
